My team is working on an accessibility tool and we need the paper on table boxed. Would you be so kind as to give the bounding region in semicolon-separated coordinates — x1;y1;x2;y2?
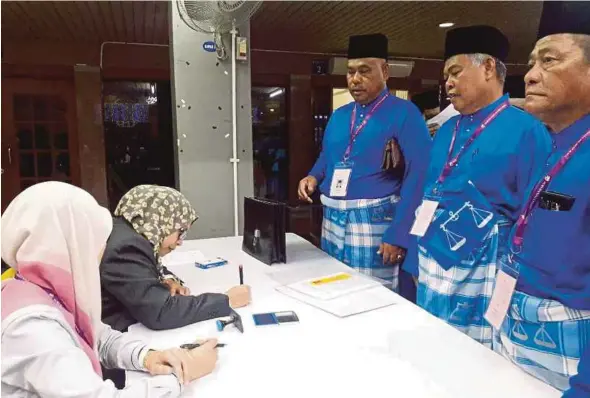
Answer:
285;272;382;301
276;284;397;317
161;250;207;267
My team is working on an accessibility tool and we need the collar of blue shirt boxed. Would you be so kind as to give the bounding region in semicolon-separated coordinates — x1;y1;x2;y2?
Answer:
358;88;390;109
554;113;590;148
462;94;510;125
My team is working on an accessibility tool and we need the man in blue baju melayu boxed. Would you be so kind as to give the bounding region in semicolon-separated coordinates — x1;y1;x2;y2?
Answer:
409;25;551;347
297;33;431;292
487;3;590;397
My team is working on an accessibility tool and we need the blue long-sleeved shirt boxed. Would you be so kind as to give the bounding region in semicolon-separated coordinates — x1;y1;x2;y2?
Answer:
309;89;431;249
513;114;590;398
514;114;590;310
404;95;552;276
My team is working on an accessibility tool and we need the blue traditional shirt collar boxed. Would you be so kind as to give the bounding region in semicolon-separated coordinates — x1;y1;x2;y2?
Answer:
461;94;510;124
357;87;390;108
553;113;590;148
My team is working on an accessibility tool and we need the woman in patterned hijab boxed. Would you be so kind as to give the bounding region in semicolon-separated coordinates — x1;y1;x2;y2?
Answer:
100;184;250;341
114;185;198;296
115;185;197;271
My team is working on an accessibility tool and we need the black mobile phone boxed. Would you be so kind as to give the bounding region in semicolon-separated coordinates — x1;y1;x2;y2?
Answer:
252;311;299;326
539;191;575;211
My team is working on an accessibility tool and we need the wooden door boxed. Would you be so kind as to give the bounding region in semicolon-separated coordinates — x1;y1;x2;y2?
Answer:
1;79;79;212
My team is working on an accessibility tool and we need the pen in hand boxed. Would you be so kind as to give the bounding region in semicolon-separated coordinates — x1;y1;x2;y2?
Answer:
180;343;226;349
239;264;244;285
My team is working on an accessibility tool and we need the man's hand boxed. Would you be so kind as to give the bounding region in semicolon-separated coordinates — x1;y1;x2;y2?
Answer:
297;176;318;203
162;279;190;296
377;243;406;265
427;123;440;137
144;339;219;385
226;285;252;308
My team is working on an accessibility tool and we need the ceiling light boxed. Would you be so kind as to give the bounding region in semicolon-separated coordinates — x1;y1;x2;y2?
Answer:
269;89;284;98
439;22;454;28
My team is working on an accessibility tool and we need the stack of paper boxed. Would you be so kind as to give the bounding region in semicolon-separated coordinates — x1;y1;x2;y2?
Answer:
285;272;381;300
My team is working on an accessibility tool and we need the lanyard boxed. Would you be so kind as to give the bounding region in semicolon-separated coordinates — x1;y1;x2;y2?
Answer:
343;93;390;161
512;128;590;249
436;101;510;185
15;273;92;347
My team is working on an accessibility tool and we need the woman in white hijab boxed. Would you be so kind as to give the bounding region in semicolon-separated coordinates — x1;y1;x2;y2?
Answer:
1;182;218;397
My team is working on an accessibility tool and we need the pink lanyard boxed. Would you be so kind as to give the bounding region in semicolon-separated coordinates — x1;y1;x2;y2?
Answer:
343;93;390;161
437;101;510;185
512;128;590;248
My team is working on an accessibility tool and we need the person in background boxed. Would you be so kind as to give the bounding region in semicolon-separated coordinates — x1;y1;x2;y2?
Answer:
489;3;590;396
1;182;219;397
411;89;442;136
100;185;252;334
411;25;551;348
504;75;527;110
298;33;431;291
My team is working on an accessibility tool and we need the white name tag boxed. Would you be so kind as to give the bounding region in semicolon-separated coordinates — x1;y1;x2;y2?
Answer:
330;168;352;197
410;200;439;237
484;270;517;330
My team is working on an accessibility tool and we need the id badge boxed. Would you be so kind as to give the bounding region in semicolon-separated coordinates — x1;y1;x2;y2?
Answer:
484;254;519;330
410;199;440;237
330;162;353;197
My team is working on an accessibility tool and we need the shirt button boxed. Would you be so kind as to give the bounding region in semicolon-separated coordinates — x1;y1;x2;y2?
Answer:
466;129;471;132
360;114;364;118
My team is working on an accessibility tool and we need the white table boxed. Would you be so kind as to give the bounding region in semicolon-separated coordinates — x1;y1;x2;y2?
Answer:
126;234;559;398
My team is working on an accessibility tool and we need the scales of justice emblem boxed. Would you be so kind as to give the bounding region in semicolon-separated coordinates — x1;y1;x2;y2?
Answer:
439;201;494;252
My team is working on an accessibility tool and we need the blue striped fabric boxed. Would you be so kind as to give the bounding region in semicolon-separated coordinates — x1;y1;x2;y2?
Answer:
320;194;401;291
492;271;590;392
417;222;510;347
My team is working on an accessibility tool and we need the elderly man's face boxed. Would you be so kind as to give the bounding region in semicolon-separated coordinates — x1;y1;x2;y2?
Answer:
443;54;490;115
525;34;590;121
347;58;388;104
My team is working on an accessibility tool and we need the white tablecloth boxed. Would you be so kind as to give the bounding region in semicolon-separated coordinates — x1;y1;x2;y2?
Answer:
126;234;559;398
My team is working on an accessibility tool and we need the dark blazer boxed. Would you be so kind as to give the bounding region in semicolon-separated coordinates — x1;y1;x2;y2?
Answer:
100;217;232;332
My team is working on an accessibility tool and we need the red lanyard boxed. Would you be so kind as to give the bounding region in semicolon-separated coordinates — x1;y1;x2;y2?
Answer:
437;101;510;185
512;128;590;248
343;93;390;161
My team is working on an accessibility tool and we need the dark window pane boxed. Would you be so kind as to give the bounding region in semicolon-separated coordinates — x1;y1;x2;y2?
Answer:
36;152;52;177
53;124;69;149
16;124;34;150
20;180;36;191
14;95;33;121
48;97;67;122
33;97;49;120
55;153;70;177
34;124;51;149
20;153;35;177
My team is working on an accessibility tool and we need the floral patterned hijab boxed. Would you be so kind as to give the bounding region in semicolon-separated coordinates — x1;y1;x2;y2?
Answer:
114;185;198;261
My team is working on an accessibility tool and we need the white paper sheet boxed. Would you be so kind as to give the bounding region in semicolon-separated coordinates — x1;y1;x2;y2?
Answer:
161;250;207;267
276;284;397;317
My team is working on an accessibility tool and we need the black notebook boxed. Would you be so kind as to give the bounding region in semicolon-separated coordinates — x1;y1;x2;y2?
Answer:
242;197;286;265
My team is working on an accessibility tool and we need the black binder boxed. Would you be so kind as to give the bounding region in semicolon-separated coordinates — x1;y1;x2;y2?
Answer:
242;197;286;265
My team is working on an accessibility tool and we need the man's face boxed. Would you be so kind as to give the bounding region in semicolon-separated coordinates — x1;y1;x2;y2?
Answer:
347;58;388;104
525;34;590;121
443;54;488;114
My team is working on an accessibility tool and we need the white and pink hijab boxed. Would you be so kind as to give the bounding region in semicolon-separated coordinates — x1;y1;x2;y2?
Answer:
1;181;113;376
